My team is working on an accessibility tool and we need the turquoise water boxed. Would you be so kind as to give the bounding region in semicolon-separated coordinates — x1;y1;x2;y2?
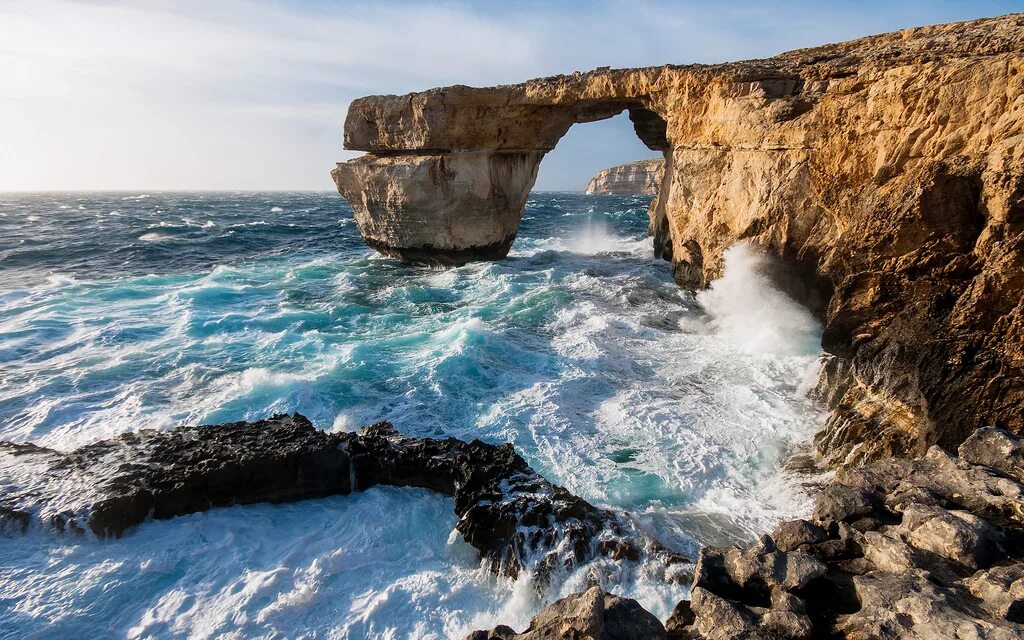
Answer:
0;192;824;638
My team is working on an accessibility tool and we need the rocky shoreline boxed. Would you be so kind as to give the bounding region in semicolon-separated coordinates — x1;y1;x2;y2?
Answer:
5;414;1024;637
0;414;685;584
469;427;1024;639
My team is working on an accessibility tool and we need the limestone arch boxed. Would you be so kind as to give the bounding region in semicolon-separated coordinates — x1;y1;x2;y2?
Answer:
332;93;671;266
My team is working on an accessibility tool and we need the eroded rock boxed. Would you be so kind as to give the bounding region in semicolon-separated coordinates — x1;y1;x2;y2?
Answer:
0;415;680;581
637;428;1024;639
465;587;667;640
0;413;350;537
333;15;1024;465
586;159;664;195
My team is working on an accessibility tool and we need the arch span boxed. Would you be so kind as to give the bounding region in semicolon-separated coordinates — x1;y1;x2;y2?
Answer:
331;84;670;265
333;17;1024;468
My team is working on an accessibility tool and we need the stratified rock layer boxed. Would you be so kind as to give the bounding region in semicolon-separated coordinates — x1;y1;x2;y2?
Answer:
0;414;678;581
586;159;665;195
333;15;1024;465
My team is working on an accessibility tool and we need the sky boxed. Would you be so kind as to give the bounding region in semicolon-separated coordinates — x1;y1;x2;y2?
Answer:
1;1;1023;192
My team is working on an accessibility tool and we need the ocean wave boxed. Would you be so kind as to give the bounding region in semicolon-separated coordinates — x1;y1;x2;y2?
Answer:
0;192;825;637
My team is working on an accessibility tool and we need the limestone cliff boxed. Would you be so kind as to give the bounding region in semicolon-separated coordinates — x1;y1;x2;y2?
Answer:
586;158;664;195
332;15;1024;466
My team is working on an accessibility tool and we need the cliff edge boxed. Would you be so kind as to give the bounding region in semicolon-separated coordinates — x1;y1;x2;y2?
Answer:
332;15;1024;468
586;158;665;195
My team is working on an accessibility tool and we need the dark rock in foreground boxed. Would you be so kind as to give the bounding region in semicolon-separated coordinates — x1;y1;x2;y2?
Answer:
0;414;348;537
0;414;681;581
466;586;667;640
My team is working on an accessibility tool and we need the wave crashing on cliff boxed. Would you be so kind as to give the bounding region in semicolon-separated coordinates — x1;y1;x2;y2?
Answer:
0;192;824;638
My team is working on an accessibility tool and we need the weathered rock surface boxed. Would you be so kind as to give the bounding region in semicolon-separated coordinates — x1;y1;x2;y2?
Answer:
337;421;683;579
0;414;349;537
333;15;1024;465
465;587;667;640
482;427;1024;638
0;415;679;581
585;159;664;195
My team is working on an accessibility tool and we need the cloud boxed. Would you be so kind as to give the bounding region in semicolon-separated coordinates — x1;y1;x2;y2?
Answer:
0;0;1018;190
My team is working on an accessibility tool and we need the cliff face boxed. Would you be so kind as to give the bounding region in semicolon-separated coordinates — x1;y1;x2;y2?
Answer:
332;15;1024;465
586;158;664;195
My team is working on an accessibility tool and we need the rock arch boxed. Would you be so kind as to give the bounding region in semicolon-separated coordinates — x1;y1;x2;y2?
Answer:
332;88;670;265
333;15;1024;467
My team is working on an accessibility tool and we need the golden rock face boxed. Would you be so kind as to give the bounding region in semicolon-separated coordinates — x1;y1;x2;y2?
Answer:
333;14;1024;465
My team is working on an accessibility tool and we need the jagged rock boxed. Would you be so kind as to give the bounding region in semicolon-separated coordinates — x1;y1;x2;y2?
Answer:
464;587;667;640
837;570;1024;639
333;15;1024;465
897;503;1003;569
860;530;926;574
960;428;1024;484
0;414;350;537
586;159;664;195
337;421;664;578
659;429;1024;639
664;600;695;639
0;415;677;581
968;564;1024;622
771;519;829;553
812;484;887;525
837;446;1024;527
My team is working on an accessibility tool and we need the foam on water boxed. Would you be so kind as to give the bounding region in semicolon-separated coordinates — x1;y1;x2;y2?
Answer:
0;192;825;638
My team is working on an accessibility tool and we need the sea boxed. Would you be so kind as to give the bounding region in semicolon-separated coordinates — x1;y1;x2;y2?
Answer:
0;191;825;639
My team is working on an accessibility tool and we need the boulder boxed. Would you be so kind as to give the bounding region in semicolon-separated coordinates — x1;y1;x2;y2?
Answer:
837;570;1024;640
896;503;1003;569
960;428;1024;484
464;587;667;640
771;519;829;553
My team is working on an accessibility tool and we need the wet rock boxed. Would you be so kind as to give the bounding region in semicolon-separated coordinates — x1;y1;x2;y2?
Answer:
1;415;679;583
464;587;666;640
0;413;350;537
337;421;667;579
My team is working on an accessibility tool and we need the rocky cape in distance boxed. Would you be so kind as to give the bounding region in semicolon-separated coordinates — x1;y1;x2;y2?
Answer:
586;158;665;195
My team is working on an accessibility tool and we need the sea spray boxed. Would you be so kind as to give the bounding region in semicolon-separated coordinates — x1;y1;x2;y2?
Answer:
0;192;825;638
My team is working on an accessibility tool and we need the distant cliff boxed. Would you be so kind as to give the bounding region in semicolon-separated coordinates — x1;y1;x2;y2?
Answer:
585;158;664;195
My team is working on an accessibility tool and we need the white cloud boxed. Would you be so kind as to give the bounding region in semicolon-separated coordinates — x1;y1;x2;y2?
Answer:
0;0;1014;190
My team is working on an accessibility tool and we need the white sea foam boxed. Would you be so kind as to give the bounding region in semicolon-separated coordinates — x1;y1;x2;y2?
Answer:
0;194;827;638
